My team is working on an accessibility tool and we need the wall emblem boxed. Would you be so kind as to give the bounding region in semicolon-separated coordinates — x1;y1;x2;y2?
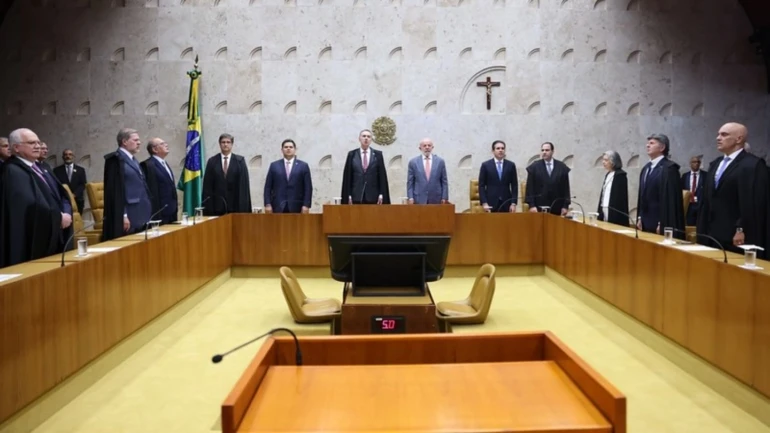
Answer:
371;116;397;145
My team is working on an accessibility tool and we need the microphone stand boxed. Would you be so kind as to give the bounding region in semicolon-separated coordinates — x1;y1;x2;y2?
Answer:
144;204;169;240
212;327;303;366
671;228;727;263
605;205;638;239
550;196;583;223
195;196;212;225
61;219;99;267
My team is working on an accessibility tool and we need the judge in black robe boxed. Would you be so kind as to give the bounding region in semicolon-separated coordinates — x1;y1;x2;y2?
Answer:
525;142;570;215
697;124;768;256
341;130;391;205
596;151;629;226
636;134;685;239
202;134;252;215
1;147;65;268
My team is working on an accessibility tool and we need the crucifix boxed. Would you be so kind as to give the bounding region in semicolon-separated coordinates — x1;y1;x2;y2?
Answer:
476;76;500;110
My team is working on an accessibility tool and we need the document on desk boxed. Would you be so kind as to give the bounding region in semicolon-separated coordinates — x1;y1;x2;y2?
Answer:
611;229;636;235
673;244;718;252
0;274;22;283
88;247;121;253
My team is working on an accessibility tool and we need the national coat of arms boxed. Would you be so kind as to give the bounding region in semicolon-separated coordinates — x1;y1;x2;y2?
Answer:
371;116;397;145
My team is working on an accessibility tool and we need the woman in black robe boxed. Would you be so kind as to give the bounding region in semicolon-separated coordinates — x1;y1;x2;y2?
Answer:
597;150;630;227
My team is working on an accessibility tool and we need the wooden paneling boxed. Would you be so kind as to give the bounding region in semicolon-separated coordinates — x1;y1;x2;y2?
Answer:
447;213;543;265
0;217;230;423
545;215;770;399
231;214;327;266
322;204;456;234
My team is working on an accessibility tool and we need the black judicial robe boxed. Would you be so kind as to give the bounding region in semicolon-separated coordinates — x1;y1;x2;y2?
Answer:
597;169;630;226
697;150;768;256
637;158;685;239
340;148;391;205
202;153;252;215
525;159;571;215
102;151;127;241
0;156;63;267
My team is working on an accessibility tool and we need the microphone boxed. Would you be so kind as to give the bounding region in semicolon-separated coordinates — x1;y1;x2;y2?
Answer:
215;195;228;215
671;228;727;263
493;194;542;212
360;181;367;204
144;204;169;240
549;196;574;215
196;196;212;224
605;205;639;239
211;327;303;365
61;219;100;267
550;196;584;223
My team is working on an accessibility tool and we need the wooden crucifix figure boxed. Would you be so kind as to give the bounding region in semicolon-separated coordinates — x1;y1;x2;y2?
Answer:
476;76;500;110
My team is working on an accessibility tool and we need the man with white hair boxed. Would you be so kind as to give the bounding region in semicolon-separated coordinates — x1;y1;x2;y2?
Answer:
0;137;10;168
0;128;72;267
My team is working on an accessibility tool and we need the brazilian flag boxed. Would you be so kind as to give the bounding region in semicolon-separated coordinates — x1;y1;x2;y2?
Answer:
178;60;204;216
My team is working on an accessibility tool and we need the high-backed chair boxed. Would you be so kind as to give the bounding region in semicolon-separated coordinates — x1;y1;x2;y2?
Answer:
469;179;483;213
63;184;102;245
279;267;341;328
436;263;496;328
85;182;104;230
683;190;697;242
520;181;528;212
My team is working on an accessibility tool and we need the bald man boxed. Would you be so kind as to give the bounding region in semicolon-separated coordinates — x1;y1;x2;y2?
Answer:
697;123;769;256
407;138;448;205
141;138;178;224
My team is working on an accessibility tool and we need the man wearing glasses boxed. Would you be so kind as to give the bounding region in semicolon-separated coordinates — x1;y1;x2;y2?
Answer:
0;128;73;267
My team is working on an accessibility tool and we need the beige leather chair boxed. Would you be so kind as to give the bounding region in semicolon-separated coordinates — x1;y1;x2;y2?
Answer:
683;190;697;242
436;264;496;328
469;179;483;213
279;267;341;325
63;184;102;245
85;182;104;230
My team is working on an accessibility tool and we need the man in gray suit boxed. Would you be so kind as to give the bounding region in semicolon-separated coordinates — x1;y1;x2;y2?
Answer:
407;138;448;204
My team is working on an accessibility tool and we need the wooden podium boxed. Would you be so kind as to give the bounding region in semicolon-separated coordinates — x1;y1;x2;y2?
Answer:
221;332;626;433
322;204;455;234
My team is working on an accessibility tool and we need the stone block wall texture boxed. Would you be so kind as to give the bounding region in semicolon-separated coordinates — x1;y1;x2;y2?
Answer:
0;0;767;214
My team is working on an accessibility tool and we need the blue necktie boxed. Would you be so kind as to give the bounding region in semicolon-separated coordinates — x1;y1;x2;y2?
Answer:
714;156;730;187
496;161;502;180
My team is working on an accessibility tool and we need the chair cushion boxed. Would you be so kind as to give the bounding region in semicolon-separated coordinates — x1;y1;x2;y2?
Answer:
436;301;477;317
302;298;342;317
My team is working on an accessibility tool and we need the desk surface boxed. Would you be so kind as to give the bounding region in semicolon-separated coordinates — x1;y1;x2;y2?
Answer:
344;290;433;305
31;239;142;264
238;361;611;433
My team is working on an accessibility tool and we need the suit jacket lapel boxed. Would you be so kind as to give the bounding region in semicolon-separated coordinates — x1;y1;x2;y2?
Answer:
716;151;743;189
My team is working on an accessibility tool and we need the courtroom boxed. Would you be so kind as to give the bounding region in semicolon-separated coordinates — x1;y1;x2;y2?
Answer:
1;0;770;432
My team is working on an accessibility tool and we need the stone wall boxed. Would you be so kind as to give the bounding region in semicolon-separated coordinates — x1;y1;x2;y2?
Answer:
0;0;767;214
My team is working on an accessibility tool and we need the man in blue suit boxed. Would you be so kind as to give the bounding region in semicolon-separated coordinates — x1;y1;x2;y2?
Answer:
478;140;518;212
103;128;152;240
681;155;707;226
407;138;448;205
141;138;178;224
264;139;313;213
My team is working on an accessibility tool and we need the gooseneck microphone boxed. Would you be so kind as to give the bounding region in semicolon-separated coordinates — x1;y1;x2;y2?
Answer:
212;327;303;365
550;196;584;223
144;204;169;240
195;196;212;225
605;205;639;239
215;195;228;215
671;228;727;263
493;194;542;212
61;219;100;267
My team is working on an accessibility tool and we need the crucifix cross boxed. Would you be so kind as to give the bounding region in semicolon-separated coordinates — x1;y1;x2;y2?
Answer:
476;76;500;110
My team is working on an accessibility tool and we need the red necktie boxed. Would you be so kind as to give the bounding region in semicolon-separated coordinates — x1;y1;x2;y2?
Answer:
363;151;368;171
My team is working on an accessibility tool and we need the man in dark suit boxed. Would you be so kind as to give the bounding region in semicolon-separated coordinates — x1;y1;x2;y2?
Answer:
341;129;390;205
0;137;9;168
526;142;570;215
478;140;517;213
681;156;707;226
264;139;313;213
102;128;153;241
697;123;768;255
636;134;685;238
1;129;72;267
37;141;53;172
202;133;252;215
53;149;88;214
141;138;178;224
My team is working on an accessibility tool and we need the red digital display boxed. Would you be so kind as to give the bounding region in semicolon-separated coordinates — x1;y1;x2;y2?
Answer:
382;319;397;330
371;316;406;333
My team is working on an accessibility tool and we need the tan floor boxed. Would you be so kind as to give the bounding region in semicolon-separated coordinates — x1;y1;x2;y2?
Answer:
10;274;770;433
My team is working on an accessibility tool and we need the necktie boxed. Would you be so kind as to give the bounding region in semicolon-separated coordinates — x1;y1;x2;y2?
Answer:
496;161;502;180
162;160;173;180
223;156;229;175
547;162;552;176
363;150;368;171
714;156;730;187
690;172;697;202
67;164;72;182
424;157;431;181
286;161;291;180
31;163;50;189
